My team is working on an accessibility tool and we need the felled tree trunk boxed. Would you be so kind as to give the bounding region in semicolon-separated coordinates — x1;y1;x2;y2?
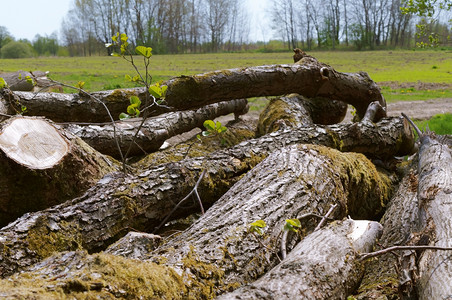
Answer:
7;56;382;122
0;116;118;227
218;220;383;299
0;144;389;298
9;88;148;122
61;98;248;158
164;57;385;120
0;71;35;91
415;134;452;299
0;117;412;278
353;161;420;299
149;144;391;297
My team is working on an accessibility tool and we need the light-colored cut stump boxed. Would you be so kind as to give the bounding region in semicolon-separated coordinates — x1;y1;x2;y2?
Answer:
0;116;117;227
0;118;69;169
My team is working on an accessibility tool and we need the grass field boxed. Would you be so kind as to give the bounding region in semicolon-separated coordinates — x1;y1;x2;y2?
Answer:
0;50;450;101
414;113;452;135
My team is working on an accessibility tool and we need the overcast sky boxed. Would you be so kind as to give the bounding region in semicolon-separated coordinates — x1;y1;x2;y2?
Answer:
0;0;271;42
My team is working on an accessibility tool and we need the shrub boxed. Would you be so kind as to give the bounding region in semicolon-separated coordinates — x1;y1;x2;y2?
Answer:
1;41;34;58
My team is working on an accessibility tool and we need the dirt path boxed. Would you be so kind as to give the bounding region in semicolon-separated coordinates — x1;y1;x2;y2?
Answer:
386;98;452;120
342;97;452;122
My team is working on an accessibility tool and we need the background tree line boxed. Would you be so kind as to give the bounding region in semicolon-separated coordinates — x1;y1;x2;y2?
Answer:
0;26;62;58
61;0;250;56
272;0;451;50
0;0;450;58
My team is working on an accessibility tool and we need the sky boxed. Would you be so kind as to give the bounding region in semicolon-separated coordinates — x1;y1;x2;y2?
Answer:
0;0;270;42
0;0;73;41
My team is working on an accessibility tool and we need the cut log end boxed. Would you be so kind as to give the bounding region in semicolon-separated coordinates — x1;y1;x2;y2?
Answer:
0;118;69;169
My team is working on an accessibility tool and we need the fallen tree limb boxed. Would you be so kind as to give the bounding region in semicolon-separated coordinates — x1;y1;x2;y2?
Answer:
6;57;383;122
7;87;148;123
218;220;383;299
0;117;411;277
360;245;452;261
415;132;452;299
61;98;248;158
164;57;385;119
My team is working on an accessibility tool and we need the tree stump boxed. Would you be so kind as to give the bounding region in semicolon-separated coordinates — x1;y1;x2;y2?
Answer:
0;117;118;227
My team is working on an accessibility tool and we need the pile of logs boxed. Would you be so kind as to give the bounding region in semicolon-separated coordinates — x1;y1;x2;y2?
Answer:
0;54;450;299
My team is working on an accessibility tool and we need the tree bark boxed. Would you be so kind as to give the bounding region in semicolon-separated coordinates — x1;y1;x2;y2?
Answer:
0;144;389;298
0;116;118;228
9;88;148;123
61;98;248;158
218;220;383;299
256;93;347;136
354;161;420;299
164;57;385;120
416;134;452;299
0;117;410;278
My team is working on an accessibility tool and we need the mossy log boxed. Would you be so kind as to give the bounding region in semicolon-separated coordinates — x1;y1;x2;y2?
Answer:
0;117;412;277
0;116;118;228
164;56;384;120
353;161;420;299
0;250;188;299
256;93;347;136
149;144;392;296
0;144;389;298
61;98;248;158
218;220;383;299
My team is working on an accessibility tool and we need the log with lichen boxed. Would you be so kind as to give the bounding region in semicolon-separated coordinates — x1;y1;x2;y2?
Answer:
256;93;347;136
218;219;383;299
0;117;413;278
149;144;392;297
0;143;390;298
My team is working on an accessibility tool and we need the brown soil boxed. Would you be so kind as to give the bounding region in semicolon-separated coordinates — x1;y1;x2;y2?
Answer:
378;81;452;91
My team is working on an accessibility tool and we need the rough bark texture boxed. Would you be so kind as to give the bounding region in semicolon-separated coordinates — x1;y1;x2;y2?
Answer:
0;250;187;299
256;93;347;136
218;220;383;299
164;57;384;119
0;117;118;227
9;88;148;123
150;144;392;297
0;118;408;278
416;134;452;299
61;98;248;158
354;161;420;299
0;144;389;298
